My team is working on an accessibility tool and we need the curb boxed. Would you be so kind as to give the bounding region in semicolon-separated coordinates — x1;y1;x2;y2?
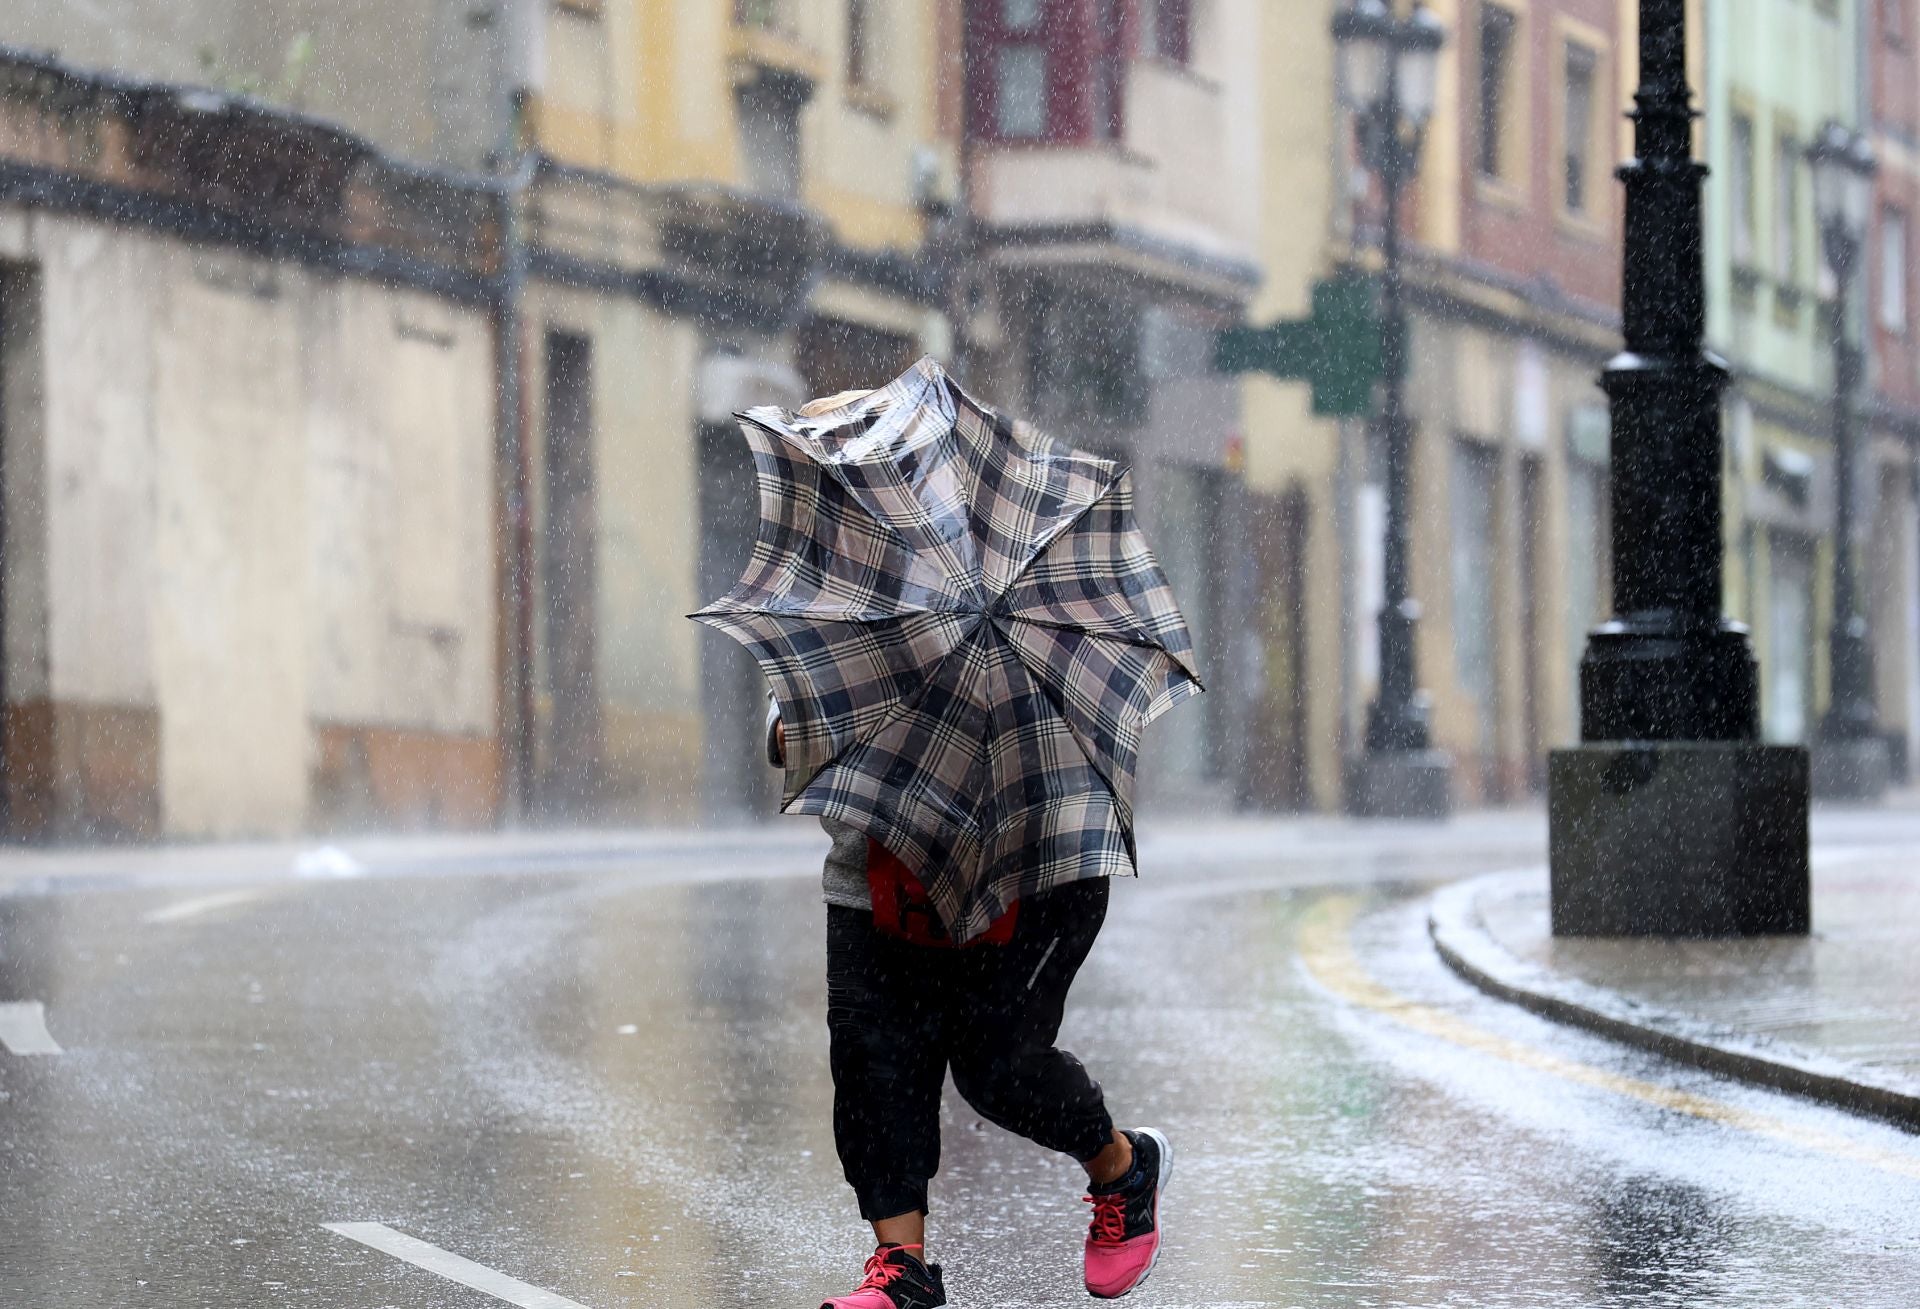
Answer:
1428;871;1920;1133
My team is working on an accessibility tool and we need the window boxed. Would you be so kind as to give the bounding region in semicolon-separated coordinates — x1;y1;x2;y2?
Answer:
1775;132;1801;286
1479;4;1520;181
736;77;803;198
973;0;1149;145
994;0;1050;138
1139;0;1193;65
846;0;877;90
1563;43;1598;216
996;48;1048;137
1450;440;1501;736
1092;0;1125;139
1730;112;1758;265
1883;206;1910;333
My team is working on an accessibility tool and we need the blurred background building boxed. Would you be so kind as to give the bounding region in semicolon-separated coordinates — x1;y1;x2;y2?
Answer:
0;0;1912;838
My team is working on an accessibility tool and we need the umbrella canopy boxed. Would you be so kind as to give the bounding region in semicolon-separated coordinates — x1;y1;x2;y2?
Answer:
692;357;1203;941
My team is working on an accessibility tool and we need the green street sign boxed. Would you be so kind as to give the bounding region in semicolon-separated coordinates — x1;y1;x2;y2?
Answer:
1214;272;1384;417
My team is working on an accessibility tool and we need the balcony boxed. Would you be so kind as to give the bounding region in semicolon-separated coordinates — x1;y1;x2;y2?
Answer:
972;60;1258;297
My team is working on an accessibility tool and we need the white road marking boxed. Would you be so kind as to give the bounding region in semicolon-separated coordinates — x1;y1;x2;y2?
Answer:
143;888;269;925
323;1222;594;1309
0;1002;63;1054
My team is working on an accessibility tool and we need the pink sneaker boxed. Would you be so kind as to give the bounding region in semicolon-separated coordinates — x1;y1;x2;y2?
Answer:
821;1243;946;1309
1083;1128;1173;1299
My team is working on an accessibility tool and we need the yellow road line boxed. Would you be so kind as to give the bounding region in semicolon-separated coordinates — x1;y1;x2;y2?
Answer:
1297;895;1920;1182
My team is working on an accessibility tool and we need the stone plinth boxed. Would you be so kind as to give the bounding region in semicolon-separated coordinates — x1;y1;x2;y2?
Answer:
1346;749;1453;820
1548;742;1809;937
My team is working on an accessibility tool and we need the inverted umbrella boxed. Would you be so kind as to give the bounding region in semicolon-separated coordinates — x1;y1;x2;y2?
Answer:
692;358;1203;942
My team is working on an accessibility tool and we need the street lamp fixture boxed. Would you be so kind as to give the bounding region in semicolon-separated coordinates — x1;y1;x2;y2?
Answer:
1806;121;1889;798
1334;0;1455;818
1336;2;1444;168
1397;5;1446;124
1809;122;1877;278
1335;0;1443;118
1334;0;1393;113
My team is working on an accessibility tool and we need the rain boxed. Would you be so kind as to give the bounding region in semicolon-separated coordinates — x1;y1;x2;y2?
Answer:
1;1;1919;1306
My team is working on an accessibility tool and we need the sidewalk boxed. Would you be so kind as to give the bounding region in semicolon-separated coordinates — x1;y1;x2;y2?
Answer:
1430;853;1920;1130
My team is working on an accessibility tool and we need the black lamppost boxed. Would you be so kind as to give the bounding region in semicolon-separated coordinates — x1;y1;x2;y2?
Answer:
1335;0;1454;819
1807;121;1890;800
1547;0;1809;937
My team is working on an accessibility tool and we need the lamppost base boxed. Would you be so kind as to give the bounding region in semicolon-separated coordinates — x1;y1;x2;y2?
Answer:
1547;741;1809;937
1345;749;1453;819
1809;734;1892;802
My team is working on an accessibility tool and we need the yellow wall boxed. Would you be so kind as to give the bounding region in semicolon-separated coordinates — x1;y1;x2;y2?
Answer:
534;0;953;254
1241;0;1348;807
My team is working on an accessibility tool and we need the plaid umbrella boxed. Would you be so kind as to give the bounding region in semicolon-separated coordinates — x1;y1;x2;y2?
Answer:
692;357;1203;942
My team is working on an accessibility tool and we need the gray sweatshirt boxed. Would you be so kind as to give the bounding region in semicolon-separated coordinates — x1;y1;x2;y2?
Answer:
819;817;873;911
767;693;872;910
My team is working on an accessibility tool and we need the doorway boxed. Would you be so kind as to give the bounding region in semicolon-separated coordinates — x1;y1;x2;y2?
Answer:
1518;454;1545;791
540;331;602;817
697;420;780;821
1766;532;1816;744
1245;485;1312;810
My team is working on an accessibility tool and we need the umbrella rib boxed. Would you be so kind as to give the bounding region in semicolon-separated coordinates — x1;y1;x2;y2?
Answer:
688;599;973;623
1000;615;1205;692
736;410;985;610
990;619;1133;833
781;612;991;813
995;613;1191;659
989;466;1130;605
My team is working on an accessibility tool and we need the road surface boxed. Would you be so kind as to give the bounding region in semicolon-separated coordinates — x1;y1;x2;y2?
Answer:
2;812;1917;1306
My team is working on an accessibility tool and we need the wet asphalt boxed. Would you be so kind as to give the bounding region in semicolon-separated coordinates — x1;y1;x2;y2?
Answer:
2;815;1919;1308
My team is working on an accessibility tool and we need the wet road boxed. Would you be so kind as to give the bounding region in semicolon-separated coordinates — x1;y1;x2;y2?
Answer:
3;814;1919;1307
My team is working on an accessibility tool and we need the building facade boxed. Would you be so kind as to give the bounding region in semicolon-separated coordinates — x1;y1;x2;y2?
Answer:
11;0;1908;838
1321;0;1628;806
956;0;1269;814
513;0;961;823
1862;0;1920;780
1238;0;1351;813
4;0;528;172
0;1;963;835
1702;0;1862;752
0;49;503;839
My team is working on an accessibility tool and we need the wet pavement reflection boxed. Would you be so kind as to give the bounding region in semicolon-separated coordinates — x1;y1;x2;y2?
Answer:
1;823;1917;1306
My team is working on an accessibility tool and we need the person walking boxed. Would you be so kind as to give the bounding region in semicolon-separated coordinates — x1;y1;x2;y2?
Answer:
693;360;1203;1305
769;707;1173;1307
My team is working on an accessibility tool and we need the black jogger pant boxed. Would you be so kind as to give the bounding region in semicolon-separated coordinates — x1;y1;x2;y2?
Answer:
825;878;1116;1221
